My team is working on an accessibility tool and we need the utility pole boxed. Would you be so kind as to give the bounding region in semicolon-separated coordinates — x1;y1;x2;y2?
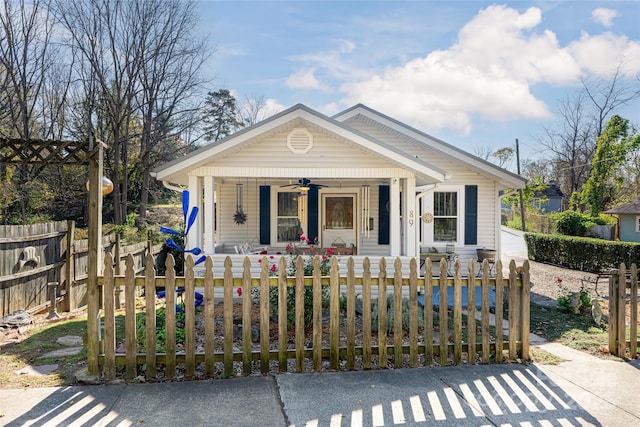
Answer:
516;138;526;232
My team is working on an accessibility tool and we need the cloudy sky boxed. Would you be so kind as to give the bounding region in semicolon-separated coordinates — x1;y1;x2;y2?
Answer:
198;1;640;163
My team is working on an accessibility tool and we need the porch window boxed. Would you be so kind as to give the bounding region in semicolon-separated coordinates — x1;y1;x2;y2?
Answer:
276;192;306;243
434;191;457;242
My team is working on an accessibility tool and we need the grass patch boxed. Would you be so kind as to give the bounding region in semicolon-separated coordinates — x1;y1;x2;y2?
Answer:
0;317;87;389
529;347;565;365
530;303;622;360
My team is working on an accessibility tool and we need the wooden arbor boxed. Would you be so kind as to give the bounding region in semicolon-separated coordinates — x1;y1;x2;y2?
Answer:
1;137;106;375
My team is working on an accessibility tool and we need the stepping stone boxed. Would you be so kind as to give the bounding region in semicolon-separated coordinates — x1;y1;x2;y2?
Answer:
57;335;83;347
14;364;58;376
38;346;83;359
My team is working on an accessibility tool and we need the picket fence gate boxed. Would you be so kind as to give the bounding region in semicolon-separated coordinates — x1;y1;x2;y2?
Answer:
93;254;530;380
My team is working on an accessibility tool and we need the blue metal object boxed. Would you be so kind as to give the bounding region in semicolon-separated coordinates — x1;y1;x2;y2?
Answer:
159;190;203;262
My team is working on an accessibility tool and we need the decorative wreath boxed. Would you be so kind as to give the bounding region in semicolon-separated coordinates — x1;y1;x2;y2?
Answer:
233;208;247;225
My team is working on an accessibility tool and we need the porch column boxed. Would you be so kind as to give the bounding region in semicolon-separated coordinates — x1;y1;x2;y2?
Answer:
403;177;417;256
389;178;401;256
188;175;203;251
204;176;215;254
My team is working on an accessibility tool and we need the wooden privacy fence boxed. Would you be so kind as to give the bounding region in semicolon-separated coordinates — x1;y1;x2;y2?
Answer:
608;263;639;357
95;254;530;380
0;220;161;316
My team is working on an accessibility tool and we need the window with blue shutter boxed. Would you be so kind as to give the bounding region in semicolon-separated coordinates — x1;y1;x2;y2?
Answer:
259;186;270;244
378;185;390;245
307;186;319;243
464;185;478;245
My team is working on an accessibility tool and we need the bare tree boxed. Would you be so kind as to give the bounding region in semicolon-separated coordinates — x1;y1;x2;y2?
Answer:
538;91;596;197
0;0;66;221
540;66;640;208
133;0;209;221
239;94;277;126
582;64;640;138
472;146;492;161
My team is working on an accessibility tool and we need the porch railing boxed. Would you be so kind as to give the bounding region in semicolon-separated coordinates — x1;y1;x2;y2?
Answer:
93;254;530;380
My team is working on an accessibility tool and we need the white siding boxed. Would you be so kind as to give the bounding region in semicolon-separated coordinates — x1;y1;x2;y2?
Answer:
202;125;393;170
216;180;261;249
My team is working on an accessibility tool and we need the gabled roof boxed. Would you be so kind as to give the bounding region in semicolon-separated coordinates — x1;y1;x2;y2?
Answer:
153;103;526;190
604;199;640;215
333;104;526;189
153;103;448;183
535;183;564;198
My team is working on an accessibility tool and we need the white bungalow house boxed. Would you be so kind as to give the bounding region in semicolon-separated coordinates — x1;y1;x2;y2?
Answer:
151;103;525;276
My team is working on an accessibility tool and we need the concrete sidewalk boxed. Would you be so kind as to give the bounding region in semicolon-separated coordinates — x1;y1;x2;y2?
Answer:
1;334;639;426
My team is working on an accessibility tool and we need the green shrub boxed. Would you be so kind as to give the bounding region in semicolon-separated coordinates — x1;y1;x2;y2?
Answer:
136;305;186;351
525;232;640;273
553;210;589;236
252;254;332;330
371;294;424;333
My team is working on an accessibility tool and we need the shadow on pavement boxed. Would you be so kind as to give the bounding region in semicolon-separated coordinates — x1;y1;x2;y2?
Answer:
278;364;601;426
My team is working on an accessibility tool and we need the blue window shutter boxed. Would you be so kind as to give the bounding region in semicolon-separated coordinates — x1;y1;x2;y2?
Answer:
259;186;270;244
307;186;319;243
465;185;478;245
378;185;390;245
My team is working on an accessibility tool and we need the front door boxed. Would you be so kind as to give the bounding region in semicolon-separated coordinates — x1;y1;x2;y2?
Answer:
321;193;357;249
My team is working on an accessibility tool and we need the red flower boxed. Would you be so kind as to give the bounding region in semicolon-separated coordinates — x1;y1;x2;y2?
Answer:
326;247;334;255
270;264;277;272
260;250;268;254
269;255;274;259
258;258;262;263
237;287;242;297
557;277;563;283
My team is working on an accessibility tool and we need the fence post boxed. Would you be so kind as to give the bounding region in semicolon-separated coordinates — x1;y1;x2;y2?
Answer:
114;234;122;309
631;264;638;358
608;268;619;356
64;220;75;312
520;260;530;360
617;264;627;357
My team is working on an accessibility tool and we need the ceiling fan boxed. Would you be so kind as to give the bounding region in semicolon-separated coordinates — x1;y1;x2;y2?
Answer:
280;178;326;192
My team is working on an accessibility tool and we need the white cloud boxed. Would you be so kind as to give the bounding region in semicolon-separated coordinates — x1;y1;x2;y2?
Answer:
340;5;560;134
568;32;640;78
336;5;639;135
276;4;639;136
592;8;617;27
286;68;327;91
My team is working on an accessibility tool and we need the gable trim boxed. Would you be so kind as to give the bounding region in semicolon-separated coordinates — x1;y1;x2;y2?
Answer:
153;104;448;184
333;104;526;189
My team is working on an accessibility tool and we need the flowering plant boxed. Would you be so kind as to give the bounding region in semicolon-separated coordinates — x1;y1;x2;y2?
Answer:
257;255;278;275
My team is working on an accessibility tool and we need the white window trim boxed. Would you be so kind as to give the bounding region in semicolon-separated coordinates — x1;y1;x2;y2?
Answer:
424;185;465;248
270;188;307;246
636;216;640;233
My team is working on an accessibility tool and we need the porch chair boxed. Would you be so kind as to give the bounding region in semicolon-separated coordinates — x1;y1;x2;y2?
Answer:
234;241;268;254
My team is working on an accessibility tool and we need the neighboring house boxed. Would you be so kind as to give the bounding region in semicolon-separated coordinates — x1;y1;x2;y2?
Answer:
532;182;564;213
604;199;640;242
152;104;525;275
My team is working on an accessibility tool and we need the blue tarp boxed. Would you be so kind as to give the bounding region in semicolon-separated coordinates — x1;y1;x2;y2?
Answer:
418;286;496;309
157;287;204;312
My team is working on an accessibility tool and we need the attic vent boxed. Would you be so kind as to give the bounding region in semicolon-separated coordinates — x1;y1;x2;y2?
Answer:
287;128;313;154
